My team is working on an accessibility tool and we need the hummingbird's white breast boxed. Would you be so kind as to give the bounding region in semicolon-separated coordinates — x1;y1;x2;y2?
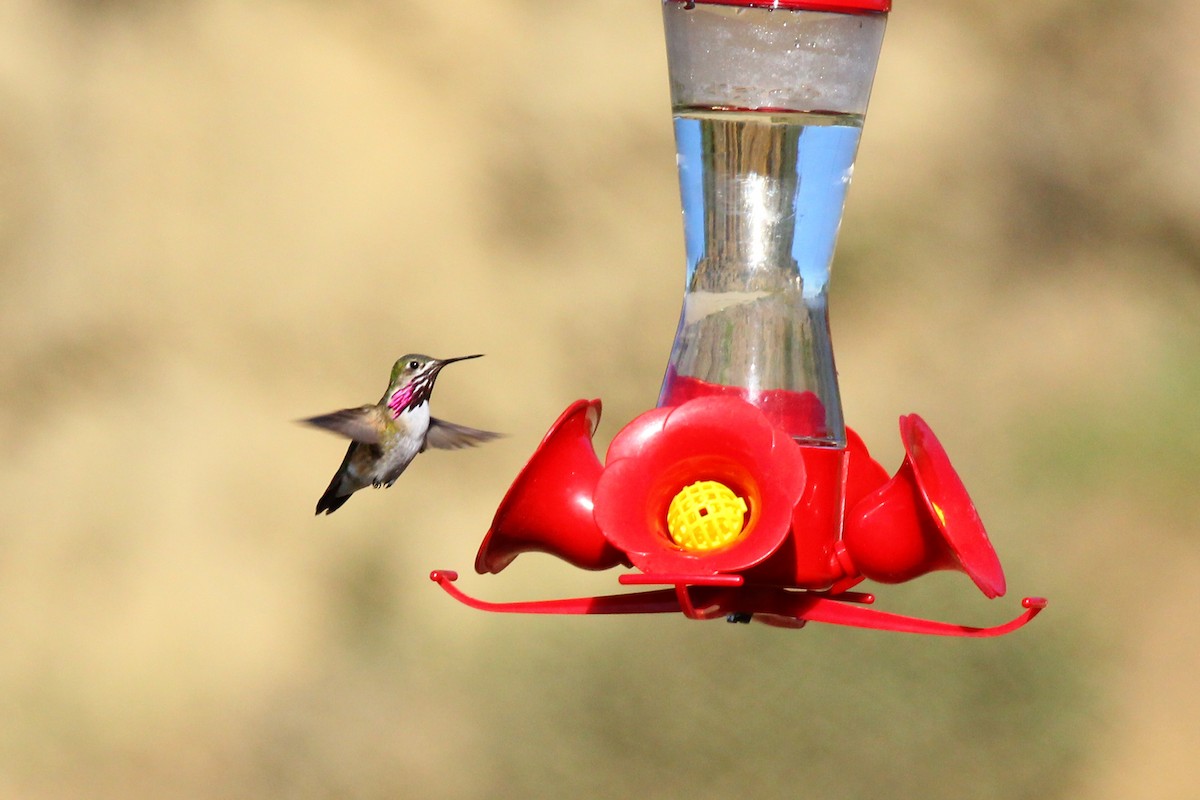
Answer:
371;400;431;486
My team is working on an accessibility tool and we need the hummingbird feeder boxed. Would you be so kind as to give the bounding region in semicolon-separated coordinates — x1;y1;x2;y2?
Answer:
431;0;1045;634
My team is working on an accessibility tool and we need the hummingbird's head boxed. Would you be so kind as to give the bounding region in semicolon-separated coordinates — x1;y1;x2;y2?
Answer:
389;354;435;388
386;353;483;417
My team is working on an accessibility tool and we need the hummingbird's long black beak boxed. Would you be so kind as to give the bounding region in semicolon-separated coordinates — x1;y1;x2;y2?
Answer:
436;353;484;368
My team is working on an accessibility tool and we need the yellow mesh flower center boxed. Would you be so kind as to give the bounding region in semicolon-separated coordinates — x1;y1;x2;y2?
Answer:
666;480;749;552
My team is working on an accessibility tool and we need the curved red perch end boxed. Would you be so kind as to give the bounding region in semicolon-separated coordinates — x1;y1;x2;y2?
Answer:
430;569;682;615
773;593;1047;637
429;571;1046;637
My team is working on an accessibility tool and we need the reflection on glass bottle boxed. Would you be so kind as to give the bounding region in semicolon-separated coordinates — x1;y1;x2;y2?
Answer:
659;106;863;447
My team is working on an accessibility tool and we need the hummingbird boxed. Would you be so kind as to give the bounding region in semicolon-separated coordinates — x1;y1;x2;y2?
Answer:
302;353;501;514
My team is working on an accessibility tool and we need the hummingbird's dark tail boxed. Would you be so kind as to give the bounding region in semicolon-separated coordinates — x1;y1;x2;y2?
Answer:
316;484;350;515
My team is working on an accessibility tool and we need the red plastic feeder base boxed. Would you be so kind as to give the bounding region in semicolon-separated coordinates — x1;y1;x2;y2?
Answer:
429;570;1046;637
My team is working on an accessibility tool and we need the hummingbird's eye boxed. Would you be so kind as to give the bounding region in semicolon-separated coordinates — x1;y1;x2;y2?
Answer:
408;360;420;369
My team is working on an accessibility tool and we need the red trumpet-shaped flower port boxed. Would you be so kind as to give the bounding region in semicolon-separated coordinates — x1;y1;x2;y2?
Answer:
594;395;807;576
474;399;628;575
841;414;1007;598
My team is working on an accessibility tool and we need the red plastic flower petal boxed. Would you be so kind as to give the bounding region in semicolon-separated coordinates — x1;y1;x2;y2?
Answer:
594;395;806;575
474;399;628;575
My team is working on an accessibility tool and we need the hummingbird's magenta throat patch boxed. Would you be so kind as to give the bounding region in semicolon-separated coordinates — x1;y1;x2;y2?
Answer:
388;372;436;418
388;385;414;416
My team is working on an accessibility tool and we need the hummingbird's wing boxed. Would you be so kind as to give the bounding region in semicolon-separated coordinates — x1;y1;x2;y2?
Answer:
300;406;386;445
425;418;503;451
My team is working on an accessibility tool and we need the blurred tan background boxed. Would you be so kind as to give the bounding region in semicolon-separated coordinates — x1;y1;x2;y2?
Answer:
1;0;1198;797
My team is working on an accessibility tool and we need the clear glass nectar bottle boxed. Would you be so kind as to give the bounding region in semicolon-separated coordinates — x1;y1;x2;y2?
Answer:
657;0;888;448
